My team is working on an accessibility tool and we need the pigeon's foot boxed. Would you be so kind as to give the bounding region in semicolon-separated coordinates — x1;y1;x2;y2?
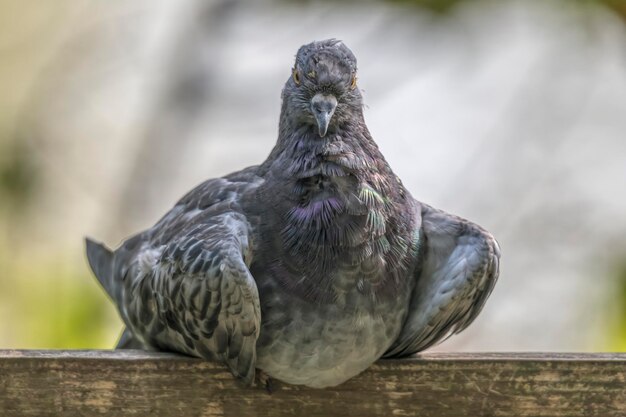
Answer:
255;369;275;394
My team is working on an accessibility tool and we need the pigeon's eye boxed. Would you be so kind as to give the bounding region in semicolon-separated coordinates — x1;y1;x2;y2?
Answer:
293;69;301;85
350;74;358;90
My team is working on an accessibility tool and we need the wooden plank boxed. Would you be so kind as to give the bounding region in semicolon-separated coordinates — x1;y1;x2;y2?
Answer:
1;350;625;417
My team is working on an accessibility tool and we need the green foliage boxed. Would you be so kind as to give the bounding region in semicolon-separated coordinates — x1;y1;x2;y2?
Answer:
604;261;626;351
0;138;38;210
386;0;465;14
0;250;122;349
283;0;463;14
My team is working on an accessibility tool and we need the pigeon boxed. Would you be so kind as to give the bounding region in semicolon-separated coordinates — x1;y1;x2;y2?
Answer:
86;39;500;389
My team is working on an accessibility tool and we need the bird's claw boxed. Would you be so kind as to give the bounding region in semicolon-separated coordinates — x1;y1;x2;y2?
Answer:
255;369;274;394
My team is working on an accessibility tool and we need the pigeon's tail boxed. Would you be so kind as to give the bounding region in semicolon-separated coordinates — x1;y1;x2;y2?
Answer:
85;238;115;300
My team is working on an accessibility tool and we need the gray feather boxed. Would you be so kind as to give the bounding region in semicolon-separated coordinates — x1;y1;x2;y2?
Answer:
85;39;500;388
85;238;115;299
384;204;501;358
116;327;145;349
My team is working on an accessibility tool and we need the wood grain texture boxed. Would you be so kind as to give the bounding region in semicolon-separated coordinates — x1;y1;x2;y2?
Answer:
1;350;625;417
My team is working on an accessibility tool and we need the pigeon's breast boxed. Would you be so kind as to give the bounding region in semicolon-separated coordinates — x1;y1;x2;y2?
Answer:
254;275;410;388
250;144;417;386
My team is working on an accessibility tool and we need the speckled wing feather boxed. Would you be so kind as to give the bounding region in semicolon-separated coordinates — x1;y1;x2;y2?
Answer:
384;203;501;357
89;170;262;385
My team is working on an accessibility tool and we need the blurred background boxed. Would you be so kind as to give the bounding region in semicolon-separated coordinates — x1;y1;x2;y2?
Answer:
1;0;625;351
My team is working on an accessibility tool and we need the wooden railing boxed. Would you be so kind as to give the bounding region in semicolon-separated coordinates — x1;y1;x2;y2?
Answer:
1;350;625;416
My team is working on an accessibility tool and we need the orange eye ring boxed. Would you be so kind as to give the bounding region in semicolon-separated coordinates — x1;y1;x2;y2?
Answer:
350;74;358;90
293;69;301;85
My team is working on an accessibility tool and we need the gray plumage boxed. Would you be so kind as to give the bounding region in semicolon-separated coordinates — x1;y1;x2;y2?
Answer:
86;39;500;388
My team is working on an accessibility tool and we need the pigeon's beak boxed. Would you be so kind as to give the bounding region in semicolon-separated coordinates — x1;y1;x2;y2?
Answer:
311;93;338;137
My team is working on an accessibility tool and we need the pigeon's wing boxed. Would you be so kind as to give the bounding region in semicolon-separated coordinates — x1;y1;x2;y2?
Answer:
116;327;145;349
384;203;500;357
120;174;262;384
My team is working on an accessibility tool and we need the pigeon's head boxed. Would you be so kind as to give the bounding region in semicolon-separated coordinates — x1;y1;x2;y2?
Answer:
282;39;362;138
